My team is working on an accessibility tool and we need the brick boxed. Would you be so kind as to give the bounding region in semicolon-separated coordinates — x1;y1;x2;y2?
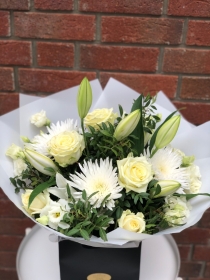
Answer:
0;68;14;91
79;0;163;15
0;235;23;251
100;72;177;98
187;21;210;47
168;0;210;17
34;0;73;10
80;45;159;72
0;41;31;66
0;252;16;268
0;11;10;37
0;269;18;280
189;279;210;280
102;17;183;45
0;189;6;199
173;227;210;244
37;42;74;68
163;48;210;74
180;77;210;101
19;69;96;93
179;262;203;278
178;245;192;261
204;262;210;278
0;218;34;235
194;246;210;261
173;101;210;125
199;209;210;228
0;0;29;10
14;12;95;41
0;199;25;218
0;93;19;116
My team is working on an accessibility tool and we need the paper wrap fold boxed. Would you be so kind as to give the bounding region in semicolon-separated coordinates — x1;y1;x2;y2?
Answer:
0;78;210;248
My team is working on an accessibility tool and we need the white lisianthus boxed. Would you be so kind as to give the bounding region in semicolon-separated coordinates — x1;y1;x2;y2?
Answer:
6;144;24;159
118;210;145;233
47;131;85;167
30;110;50;127
21;190;50;215
164;196;191;226
40;199;70;230
84;108;117;130
185;164;202;194
13;158;27;176
117;154;153;193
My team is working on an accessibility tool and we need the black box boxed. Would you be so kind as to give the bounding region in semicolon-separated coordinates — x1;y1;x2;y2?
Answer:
59;240;141;280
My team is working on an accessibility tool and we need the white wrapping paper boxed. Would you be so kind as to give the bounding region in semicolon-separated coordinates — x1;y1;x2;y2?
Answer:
0;78;210;248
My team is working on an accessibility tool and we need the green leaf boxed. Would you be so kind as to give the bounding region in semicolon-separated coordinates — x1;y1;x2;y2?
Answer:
100;130;112;137
28;177;56;207
80;229;90;240
174;193;210;201
116;207;123;219
130;95;144;155
82;190;87;200
10;177;17;187
67;228;80;236
99;228;108;241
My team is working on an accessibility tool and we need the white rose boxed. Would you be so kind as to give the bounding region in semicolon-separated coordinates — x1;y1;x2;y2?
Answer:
164;196;191;226
13;158;27;176
84;108;117;130
30;110;50;127
117;155;153;193
118;210;145;233
47;131;85;167
185;164;201;194
6;144;23;159
21;190;50;215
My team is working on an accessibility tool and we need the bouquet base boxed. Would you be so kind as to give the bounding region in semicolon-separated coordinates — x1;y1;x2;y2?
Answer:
59;240;142;280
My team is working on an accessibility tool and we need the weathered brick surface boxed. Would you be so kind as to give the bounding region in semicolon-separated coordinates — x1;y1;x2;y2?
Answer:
19;69;96;93
204;262;210;278
180;77;210;101
179;262;203;278
80;45;159;72
194;246;210;261
0;269;18;280
14;13;95;41
100;72;177;98
199;209;210;228
163;48;210;74
0;68;14;91
173;228;210;245
34;0;73;10
0;11;10;37
173;101;210;125
0;0;29;10
187;21;210;47
79;0;163;15
0;93;19;115
168;0;210;17
0;199;25;218
37;42;75;68
0;218;34;235
0;252;16;268
102;17;183;45
178;245;192;261
0;235;23;251
0;41;31;66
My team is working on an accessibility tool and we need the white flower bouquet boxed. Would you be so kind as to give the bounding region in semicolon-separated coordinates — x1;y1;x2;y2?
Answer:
1;78;210;248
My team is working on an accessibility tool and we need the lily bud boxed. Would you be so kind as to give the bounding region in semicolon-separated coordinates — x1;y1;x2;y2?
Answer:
77;77;92;119
24;149;58;175
154;180;181;198
21;136;31;143
36;216;49;226
155;115;181;149
114;109;140;141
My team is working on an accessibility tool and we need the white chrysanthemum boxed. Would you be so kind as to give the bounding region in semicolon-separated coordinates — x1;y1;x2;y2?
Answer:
29;119;78;156
150;146;190;189
70;158;122;210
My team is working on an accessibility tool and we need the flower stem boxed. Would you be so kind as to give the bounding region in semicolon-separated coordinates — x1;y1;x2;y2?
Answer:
81;118;89;156
150;147;158;158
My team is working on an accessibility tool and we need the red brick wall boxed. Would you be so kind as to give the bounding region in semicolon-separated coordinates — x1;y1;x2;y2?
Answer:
0;1;210;279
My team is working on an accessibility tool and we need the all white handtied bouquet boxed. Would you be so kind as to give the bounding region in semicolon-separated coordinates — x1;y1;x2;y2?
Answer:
0;78;210;247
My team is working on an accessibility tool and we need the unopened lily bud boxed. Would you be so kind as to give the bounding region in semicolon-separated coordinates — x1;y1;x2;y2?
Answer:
114;109;140;141
24;149;58;175
21;136;31;143
155;115;181;149
154;180;181;198
36;216;49;225
77;77;92;119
